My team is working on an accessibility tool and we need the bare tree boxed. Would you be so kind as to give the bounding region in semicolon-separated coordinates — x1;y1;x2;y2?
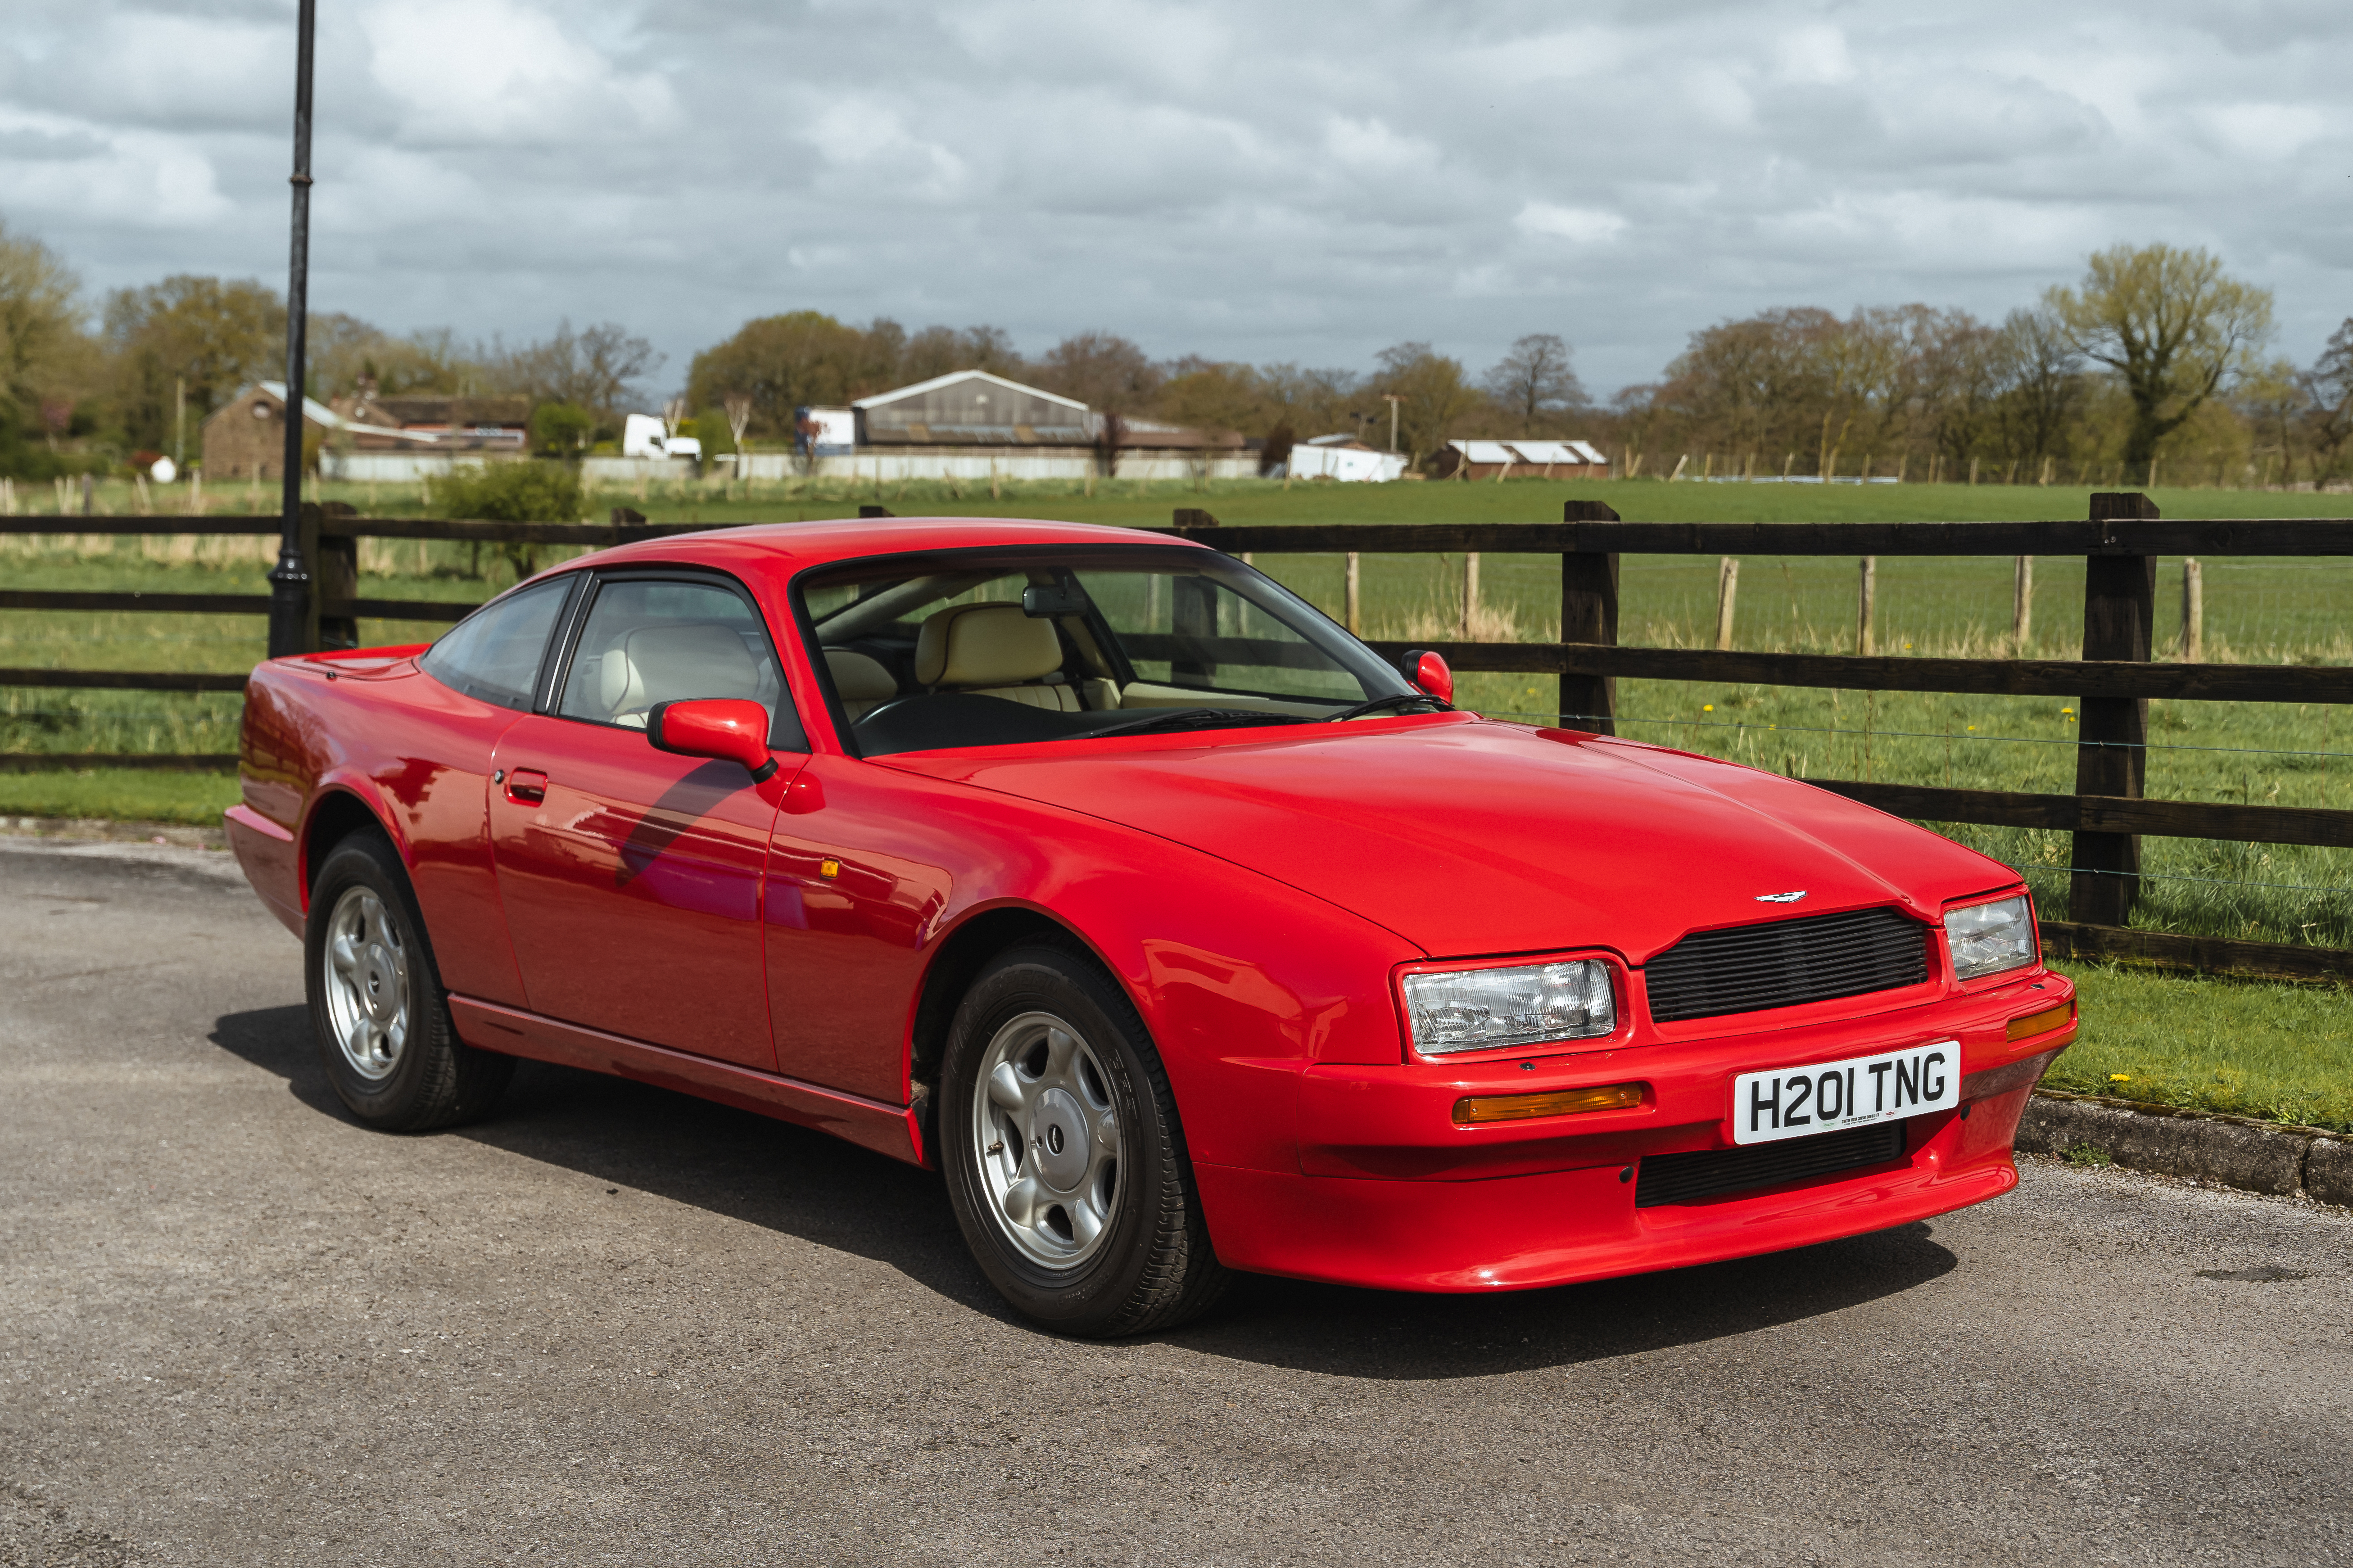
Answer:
487;318;663;418
1481;333;1586;424
1033;332;1163;421
2047;244;2273;474
723;393;754;476
1989;305;2085;464
2303;319;2353;479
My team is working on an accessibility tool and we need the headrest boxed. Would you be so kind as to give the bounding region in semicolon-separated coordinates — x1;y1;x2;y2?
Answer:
914;604;1062;688
620;623;762;706
824;648;897;703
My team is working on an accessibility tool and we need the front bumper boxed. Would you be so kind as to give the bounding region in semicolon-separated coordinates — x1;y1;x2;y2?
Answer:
1195;972;2074;1293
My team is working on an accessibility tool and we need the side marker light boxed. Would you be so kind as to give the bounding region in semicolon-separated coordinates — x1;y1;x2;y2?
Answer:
819;858;841;881
1453;1082;1644;1125
2006;1001;2074;1041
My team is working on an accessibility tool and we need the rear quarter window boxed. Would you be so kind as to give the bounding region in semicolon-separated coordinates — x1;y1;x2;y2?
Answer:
417;576;574;710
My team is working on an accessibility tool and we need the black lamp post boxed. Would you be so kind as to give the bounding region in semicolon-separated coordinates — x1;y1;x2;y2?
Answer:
266;0;317;659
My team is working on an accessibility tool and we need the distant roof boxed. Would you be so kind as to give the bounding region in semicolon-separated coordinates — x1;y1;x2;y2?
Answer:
1448;438;1607;465
258;381;345;429
367;394;531;428
852;369;1088;414
1304;434;1380;449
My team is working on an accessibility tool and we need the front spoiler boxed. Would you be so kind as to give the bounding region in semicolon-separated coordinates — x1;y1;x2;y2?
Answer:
1195;1059;2054;1293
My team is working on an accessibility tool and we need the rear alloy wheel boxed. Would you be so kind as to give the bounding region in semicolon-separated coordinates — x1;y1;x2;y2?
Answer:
940;942;1227;1337
305;830;513;1132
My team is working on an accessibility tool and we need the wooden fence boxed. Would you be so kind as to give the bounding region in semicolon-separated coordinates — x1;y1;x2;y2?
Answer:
5;495;2349;984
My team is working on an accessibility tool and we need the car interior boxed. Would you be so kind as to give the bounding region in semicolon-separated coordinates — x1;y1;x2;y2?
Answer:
556;580;788;735
800;549;1432;756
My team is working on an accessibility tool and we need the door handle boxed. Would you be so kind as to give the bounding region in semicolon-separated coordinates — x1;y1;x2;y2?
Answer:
505;768;548;804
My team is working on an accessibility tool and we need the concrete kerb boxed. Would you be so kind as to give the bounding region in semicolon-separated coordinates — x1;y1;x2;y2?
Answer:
0;814;226;850
2020;1089;2353;1206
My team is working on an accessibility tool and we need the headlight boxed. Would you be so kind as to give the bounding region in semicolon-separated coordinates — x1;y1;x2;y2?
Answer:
1401;960;1616;1055
1945;894;2036;981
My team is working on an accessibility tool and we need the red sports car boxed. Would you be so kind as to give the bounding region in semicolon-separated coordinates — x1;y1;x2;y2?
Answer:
227;518;2077;1335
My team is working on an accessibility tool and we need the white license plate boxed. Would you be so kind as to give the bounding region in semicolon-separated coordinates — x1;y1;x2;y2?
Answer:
1731;1041;1959;1146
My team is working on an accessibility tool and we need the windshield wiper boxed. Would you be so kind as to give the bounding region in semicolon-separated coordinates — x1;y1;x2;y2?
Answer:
1322;692;1452;723
1089;708;1312;739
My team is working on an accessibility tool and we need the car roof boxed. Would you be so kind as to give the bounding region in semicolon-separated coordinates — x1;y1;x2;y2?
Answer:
571;515;1206;578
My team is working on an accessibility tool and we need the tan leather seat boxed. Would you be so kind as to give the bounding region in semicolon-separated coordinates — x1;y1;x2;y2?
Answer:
914;604;1080;711
824;649;899;719
598;623;764;726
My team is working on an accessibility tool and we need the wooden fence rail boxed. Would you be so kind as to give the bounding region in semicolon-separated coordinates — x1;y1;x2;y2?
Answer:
5;494;2348;981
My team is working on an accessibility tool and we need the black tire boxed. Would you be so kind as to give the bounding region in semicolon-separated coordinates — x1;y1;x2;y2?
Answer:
939;940;1228;1337
304;829;513;1132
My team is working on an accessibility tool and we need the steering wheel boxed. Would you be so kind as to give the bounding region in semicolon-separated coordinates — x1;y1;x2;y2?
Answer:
854;693;931;727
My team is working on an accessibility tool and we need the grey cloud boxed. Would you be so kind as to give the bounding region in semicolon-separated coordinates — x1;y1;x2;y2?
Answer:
5;0;2348;398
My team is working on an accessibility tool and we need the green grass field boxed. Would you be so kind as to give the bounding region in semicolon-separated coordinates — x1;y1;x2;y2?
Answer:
2047;960;2353;1133
4;474;2345;1130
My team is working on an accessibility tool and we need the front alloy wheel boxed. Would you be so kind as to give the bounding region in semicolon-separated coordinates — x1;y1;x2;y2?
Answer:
971;1011;1125;1268
939;941;1227;1337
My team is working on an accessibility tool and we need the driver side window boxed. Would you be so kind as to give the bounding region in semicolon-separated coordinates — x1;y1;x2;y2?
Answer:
555;577;804;750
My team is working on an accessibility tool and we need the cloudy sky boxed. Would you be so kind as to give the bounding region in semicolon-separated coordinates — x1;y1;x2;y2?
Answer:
4;0;2348;398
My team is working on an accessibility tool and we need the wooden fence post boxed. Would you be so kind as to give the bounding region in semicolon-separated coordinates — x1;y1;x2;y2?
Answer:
1462;552;1480;635
1715;558;1738;649
2181;559;2203;662
1856;557;1875;655
313;501;358;650
1344;552;1361;636
296;502;323;653
1561;500;1620;732
2073;492;2158;926
2013;556;2033;654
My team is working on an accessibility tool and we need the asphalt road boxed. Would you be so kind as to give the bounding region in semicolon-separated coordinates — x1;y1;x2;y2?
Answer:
3;835;2349;1568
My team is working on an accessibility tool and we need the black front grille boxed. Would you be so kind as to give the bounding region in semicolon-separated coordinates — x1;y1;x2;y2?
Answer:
1644;906;1929;1023
1634;1121;1909;1208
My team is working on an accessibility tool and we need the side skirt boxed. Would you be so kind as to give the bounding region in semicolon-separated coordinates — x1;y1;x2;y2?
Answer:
449;995;928;1167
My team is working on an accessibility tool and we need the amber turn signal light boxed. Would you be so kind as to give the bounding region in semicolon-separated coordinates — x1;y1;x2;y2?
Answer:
2006;1001;2075;1041
1453;1082;1644;1125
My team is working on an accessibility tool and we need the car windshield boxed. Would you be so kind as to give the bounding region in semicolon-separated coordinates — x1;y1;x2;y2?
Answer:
798;545;1427;756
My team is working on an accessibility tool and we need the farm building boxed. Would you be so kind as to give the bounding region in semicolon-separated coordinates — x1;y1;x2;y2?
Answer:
1432;438;1610;481
199;382;345;481
733;369;1256;482
203;382;532;482
1281;435;1410;483
326;391;529;481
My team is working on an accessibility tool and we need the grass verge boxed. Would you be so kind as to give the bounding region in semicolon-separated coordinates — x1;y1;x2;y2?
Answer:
2046;959;2353;1134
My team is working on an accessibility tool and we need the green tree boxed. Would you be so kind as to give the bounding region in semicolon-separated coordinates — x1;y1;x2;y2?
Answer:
692;407;735;455
528;401;594;456
103;275;285;452
2047;244;2274;475
1374;343;1481;468
685;311;889;436
0;221;87;469
426;461;583;579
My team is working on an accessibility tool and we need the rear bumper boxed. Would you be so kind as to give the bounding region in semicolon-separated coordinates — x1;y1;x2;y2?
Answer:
1198;1065;2048;1292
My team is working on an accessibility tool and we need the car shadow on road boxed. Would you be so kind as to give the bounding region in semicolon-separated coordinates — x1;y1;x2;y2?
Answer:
1171;1223;1957;1380
213;1004;1960;1377
208;1005;1001;1315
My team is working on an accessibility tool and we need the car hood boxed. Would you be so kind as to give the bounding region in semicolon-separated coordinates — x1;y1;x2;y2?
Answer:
882;718;2020;961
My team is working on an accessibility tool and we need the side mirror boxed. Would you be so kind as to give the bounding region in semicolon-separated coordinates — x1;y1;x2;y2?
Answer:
1400;649;1454;705
647;699;778;782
